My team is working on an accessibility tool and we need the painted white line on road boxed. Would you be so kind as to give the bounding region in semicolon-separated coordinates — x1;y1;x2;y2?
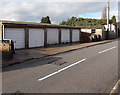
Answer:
99;46;117;54
109;46;116;50
109;79;120;95
38;58;86;82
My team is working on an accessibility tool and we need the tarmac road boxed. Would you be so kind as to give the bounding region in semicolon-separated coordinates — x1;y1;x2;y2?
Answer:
2;40;118;93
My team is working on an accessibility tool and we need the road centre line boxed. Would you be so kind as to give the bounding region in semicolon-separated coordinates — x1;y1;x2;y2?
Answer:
99;46;117;54
38;58;86;82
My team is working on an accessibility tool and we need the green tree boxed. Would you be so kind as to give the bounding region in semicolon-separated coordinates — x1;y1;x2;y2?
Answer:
60;21;66;25
111;15;116;24
60;17;107;26
41;16;51;24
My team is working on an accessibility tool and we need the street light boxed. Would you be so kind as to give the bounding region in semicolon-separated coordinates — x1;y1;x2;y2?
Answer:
107;0;110;39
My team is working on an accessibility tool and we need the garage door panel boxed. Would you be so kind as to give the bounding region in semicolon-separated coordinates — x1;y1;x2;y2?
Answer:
61;29;70;43
4;28;25;49
47;29;58;44
29;29;44;48
72;29;80;42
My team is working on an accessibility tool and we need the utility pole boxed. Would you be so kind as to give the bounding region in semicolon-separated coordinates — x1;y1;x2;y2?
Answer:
107;0;110;39
107;0;110;30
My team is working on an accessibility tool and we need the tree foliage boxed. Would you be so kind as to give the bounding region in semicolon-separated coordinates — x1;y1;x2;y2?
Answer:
60;16;117;26
111;15;116;24
41;16;51;24
60;16;107;26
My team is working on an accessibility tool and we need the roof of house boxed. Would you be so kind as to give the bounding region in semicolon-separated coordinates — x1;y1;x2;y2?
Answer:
76;25;105;29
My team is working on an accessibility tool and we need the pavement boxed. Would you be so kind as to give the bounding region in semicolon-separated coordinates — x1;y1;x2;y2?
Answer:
2;40;114;67
2;40;118;93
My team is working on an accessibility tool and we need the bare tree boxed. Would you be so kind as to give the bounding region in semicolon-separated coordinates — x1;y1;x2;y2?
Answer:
101;6;107;19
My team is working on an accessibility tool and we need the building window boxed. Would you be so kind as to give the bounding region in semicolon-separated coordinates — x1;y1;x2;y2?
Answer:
91;28;96;33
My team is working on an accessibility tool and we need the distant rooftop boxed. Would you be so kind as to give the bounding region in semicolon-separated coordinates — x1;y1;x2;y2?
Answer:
76;25;105;29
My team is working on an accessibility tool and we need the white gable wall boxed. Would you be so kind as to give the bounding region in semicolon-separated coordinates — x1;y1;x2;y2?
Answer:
81;29;91;33
0;22;2;40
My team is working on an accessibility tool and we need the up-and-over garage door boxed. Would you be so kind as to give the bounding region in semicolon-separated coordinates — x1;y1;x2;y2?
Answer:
4;28;25;49
61;29;70;43
47;28;59;44
72;29;80;42
29;29;44;48
4;28;44;49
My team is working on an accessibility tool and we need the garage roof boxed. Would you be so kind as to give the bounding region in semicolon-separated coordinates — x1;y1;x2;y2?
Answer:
0;20;81;29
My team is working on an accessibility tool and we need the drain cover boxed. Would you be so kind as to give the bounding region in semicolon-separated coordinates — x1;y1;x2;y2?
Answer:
52;60;67;65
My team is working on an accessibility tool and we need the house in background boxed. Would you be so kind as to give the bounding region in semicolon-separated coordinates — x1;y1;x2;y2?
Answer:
78;24;117;41
78;25;106;41
104;24;117;39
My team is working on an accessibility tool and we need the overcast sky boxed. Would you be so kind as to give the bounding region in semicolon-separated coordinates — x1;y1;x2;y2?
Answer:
0;0;119;24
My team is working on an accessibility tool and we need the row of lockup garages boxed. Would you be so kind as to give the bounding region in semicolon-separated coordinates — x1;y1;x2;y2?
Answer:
0;21;81;49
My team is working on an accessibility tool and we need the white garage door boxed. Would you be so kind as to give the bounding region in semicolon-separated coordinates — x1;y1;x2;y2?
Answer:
61;29;70;43
72;29;80;42
4;28;25;49
47;28;58;44
29;29;44;48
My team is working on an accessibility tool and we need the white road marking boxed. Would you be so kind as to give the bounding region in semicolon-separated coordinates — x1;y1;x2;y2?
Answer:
109;46;116;50
38;58;86;82
109;79;120;95
99;46;117;54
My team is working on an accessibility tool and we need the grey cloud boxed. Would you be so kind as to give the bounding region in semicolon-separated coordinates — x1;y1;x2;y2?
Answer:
0;2;118;23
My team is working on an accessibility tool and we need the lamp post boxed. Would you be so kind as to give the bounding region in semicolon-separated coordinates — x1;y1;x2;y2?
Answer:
107;0;110;39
